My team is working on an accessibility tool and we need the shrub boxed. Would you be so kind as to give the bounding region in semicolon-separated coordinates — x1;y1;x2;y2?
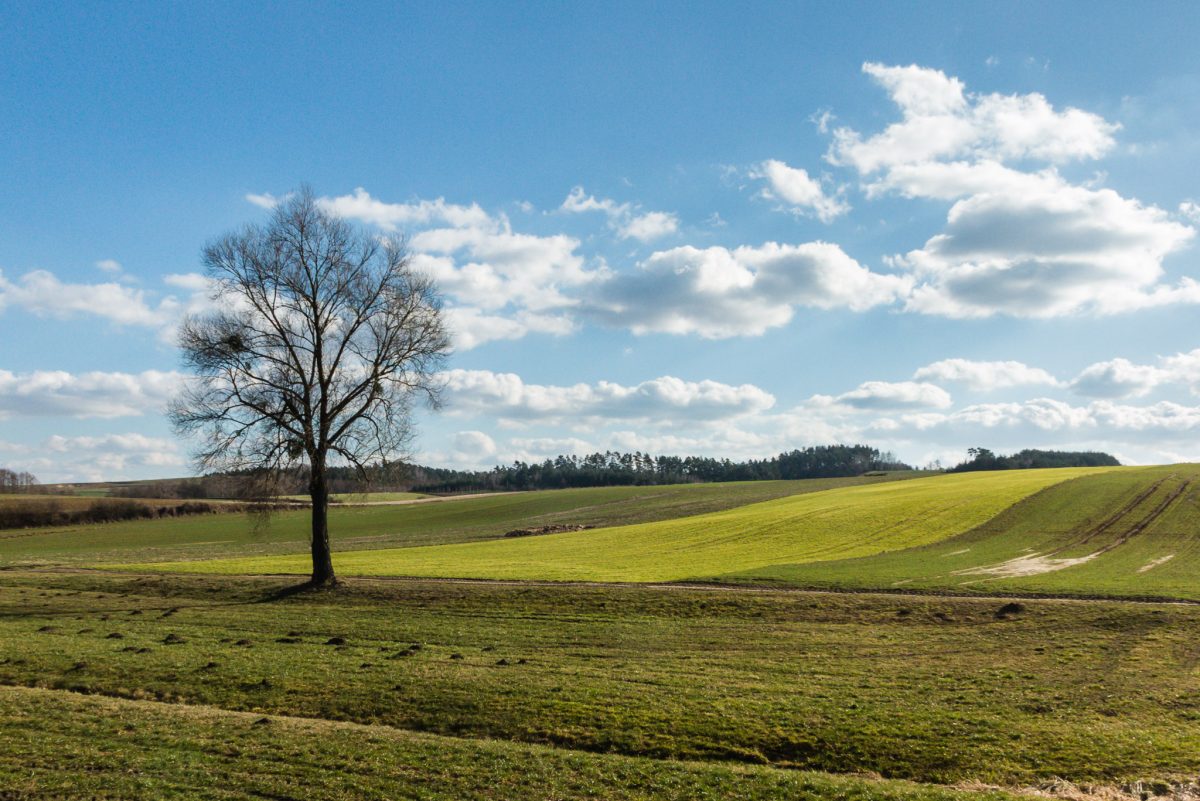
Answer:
0;499;221;530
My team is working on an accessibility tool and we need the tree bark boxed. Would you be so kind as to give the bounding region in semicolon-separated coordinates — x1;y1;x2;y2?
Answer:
309;466;336;586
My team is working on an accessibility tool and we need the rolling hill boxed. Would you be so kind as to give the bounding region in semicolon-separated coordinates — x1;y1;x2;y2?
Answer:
3;476;903;566
740;463;1200;600
130;467;1116;583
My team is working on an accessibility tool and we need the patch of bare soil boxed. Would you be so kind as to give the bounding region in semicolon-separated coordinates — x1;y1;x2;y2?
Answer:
954;551;1100;579
1137;554;1176;574
959;778;1200;801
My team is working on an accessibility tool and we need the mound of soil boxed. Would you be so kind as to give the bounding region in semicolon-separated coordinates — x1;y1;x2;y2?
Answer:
995;602;1026;619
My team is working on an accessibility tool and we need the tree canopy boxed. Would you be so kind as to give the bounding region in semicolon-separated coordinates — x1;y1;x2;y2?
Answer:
170;189;449;584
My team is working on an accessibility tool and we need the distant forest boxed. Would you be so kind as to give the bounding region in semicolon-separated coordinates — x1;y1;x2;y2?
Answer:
9;445;1121;500
402;445;1120;493
946;448;1120;473
398;445;912;493
121;444;911;497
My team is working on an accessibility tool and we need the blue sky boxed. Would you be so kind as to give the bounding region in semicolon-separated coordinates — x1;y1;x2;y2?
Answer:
3;1;1200;481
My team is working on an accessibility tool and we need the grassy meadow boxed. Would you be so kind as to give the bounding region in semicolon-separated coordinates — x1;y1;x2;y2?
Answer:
4;572;1200;796
0;684;1027;801
6;466;1200;798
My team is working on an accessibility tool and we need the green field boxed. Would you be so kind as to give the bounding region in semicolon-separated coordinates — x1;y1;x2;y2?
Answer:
124;465;1200;602
9;466;1200;798
2;572;1199;798
133;468;1111;582
733;464;1200;600
0;686;1025;801
2;476;902;568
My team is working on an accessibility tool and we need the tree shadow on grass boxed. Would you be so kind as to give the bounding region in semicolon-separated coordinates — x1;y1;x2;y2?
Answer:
252;578;345;604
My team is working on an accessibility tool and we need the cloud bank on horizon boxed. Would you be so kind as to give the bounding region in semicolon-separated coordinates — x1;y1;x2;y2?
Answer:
4;61;1200;480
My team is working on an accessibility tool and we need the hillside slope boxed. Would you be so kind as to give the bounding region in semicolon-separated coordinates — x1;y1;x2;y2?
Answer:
737;464;1200;600
5;477;905;566
134;468;1112;581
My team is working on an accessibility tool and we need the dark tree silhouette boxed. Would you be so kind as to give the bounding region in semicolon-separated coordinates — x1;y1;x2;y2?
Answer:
170;188;450;585
0;468;39;493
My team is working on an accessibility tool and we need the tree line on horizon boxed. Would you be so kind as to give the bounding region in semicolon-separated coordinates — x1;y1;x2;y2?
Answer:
2;445;1123;502
0;468;39;494
90;444;910;498
945;447;1120;473
384;445;912;493
1;445;1122;502
382;445;1120;492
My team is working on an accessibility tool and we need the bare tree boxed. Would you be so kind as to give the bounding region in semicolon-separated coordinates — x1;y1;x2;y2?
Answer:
0;468;39;494
170;188;450;585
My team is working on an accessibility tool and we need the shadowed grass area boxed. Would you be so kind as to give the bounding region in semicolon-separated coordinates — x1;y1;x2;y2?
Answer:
4;571;1199;788
129;468;1114;581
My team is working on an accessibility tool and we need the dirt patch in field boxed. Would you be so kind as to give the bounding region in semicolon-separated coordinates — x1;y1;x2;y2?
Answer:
959;777;1200;801
954;551;1099;579
1138;554;1176;573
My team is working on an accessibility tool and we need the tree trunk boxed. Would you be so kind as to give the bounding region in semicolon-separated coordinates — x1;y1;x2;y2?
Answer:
309;466;336;586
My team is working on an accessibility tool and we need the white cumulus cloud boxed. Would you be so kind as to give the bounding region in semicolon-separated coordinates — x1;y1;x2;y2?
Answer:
245;192;287;210
1;433;185;483
913;358;1061;391
313;188;606;350
0;370;184;419
618;210;679;242
1070;358;1168;399
1069;348;1200;399
889;398;1200;442
442;369;775;423
900;176;1196;317
451;430;497;463
588;242;911;338
829;380;953;410
751;159;849;222
827;63;1196;319
318;187;491;230
829;62;1118;174
0;269;172;327
560;186;679;242
441;307;576;351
